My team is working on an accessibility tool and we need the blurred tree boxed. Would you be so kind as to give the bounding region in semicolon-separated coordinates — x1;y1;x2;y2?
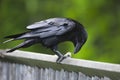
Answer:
0;0;120;63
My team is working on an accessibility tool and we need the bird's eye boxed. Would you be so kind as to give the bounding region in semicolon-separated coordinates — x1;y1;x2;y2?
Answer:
63;23;68;26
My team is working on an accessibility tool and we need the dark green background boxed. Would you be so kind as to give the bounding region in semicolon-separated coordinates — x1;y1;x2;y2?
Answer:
0;0;120;63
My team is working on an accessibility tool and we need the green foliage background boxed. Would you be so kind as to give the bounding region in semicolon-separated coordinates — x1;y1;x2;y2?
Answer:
0;0;120;63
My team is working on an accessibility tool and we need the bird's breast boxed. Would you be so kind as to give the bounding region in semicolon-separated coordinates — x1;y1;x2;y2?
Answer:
41;36;59;47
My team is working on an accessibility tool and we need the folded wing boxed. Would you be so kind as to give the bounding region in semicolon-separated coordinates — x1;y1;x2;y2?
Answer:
26;24;74;38
5;18;75;39
25;18;75;38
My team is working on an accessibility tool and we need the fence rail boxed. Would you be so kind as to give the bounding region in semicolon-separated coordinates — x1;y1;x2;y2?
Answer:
0;50;120;80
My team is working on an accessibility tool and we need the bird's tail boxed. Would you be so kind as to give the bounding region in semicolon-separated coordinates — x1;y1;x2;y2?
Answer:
3;39;14;43
4;32;26;38
3;32;26;44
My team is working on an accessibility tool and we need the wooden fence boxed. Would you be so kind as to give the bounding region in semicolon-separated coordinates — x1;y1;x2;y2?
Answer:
0;50;120;80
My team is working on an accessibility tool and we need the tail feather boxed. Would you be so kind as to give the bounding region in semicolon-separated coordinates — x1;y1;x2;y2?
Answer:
3;32;27;44
4;32;26;38
3;39;14;43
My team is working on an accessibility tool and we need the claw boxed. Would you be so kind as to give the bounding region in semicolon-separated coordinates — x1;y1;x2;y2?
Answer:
64;52;71;57
56;54;70;63
56;56;65;63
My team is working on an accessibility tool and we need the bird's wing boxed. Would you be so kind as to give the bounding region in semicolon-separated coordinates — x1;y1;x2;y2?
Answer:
28;24;75;38
26;21;50;30
25;18;75;38
26;18;59;30
26;18;75;30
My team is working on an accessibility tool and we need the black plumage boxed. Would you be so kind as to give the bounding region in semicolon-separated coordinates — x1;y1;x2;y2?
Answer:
3;18;88;63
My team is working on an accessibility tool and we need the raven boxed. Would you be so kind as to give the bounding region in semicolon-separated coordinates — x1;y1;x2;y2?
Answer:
3;18;87;63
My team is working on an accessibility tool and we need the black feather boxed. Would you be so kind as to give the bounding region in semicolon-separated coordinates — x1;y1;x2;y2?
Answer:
3;18;88;63
4;32;27;38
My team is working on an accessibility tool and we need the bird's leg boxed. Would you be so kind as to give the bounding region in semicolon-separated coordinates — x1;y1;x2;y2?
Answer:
53;49;67;63
52;46;68;63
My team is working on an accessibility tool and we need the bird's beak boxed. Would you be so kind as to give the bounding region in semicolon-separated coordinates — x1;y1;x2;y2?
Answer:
74;42;82;54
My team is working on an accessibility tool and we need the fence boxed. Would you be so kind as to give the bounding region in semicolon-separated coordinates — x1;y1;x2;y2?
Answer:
0;50;120;80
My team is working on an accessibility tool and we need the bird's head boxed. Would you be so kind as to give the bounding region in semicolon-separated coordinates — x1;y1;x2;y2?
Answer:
73;23;88;54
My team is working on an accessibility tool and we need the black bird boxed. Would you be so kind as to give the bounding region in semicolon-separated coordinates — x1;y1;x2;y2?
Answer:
3;18;87;63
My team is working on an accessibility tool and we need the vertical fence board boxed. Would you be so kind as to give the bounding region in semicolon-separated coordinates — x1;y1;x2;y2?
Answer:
0;50;120;80
0;61;113;80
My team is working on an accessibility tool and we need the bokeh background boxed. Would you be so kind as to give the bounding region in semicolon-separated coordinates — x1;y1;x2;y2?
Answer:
0;0;120;64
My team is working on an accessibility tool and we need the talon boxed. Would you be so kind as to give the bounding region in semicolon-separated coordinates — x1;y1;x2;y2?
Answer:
64;52;71;57
56;56;68;63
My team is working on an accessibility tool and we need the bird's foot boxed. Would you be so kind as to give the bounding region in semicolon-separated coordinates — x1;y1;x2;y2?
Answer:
64;52;72;57
56;55;67;63
56;53;71;63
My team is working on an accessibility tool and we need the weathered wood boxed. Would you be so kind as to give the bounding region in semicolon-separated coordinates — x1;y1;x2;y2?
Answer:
0;50;120;80
0;61;112;80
